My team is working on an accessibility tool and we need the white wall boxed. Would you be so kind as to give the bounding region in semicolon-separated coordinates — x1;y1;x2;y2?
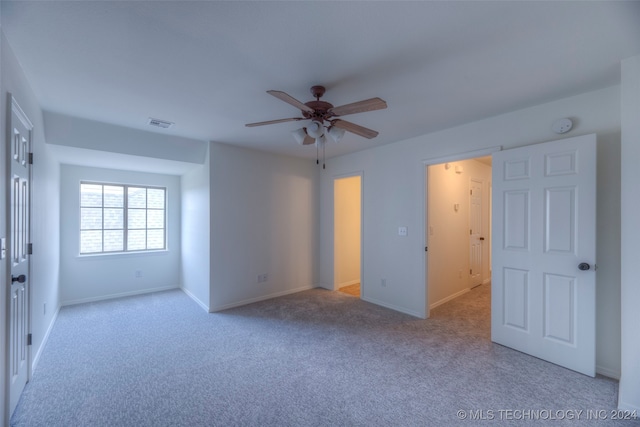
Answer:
334;175;361;289
209;142;319;311
1;31;61;422
44;111;207;164
428;159;491;308
59;165;181;305
619;54;640;411
180;144;210;311
320;85;622;376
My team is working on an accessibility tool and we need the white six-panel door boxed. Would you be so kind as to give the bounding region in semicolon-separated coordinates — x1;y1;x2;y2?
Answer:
9;96;33;415
492;134;596;377
469;179;483;287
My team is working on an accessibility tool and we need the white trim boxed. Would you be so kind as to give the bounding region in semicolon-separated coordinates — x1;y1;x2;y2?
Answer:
180;286;209;312
595;365;620;380
31;305;61;373
61;285;179;306
210;285;314;312
429;288;471;310
422;146;502;166
423;145;501;317
361;295;425;319
11;94;35;130
617;400;640;413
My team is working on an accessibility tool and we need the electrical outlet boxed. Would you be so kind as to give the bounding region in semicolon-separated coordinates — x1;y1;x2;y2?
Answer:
257;274;268;283
381;278;387;287
135;270;142;278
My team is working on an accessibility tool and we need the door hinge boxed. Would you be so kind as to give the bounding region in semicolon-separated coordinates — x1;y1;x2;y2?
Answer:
425;246;428;252
28;152;33;165
470;269;472;275
27;243;33;255
27;333;32;346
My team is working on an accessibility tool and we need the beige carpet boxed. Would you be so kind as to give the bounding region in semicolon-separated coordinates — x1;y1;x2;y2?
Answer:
12;283;622;426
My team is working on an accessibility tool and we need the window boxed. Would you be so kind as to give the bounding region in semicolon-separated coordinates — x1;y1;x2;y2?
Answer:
80;182;166;254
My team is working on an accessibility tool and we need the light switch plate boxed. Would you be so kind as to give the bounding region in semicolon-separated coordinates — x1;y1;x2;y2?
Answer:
0;237;6;260
398;226;408;237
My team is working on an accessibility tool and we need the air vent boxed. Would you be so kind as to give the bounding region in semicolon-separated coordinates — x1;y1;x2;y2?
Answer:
148;118;174;129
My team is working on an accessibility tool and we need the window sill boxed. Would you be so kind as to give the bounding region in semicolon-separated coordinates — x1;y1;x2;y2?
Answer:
77;249;170;259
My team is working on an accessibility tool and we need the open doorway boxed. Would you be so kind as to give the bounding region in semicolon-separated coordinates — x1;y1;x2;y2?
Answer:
426;156;492;314
334;174;362;298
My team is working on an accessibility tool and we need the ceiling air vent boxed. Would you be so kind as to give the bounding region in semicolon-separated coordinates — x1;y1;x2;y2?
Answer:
148;118;174;129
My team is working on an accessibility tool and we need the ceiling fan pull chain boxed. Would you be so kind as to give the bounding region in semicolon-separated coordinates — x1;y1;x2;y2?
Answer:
323;141;326;169
316;143;319;165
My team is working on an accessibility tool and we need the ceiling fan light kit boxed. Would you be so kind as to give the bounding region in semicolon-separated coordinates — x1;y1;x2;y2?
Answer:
246;85;387;168
291;128;308;145
306;120;324;138
328;126;346;143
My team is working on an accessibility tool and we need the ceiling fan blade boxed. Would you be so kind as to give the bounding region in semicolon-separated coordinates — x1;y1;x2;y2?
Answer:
267;90;315;114
245;117;303;127
302;135;315;145
329;97;387;117
332;119;379;139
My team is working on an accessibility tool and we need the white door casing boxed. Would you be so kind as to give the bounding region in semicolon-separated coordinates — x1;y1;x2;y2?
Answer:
8;96;33;415
491;134;596;377
469;179;483;287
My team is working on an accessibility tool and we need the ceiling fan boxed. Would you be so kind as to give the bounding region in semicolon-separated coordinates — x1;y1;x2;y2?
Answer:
245;85;387;147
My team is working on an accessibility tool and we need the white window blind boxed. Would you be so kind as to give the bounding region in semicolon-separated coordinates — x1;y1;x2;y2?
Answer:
80;182;166;254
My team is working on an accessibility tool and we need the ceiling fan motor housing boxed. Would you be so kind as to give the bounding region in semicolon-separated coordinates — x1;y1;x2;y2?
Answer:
303;100;334;121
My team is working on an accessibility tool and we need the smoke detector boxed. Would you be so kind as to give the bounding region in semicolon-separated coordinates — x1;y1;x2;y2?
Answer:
551;118;573;134
148;118;174;129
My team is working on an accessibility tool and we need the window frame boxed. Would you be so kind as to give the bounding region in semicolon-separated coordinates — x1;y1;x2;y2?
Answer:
79;181;167;255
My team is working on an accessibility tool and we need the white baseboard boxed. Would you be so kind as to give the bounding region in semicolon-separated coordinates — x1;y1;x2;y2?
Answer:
210;285;314;312
181;286;209;312
361;295;425;319
338;279;360;289
596;365;620;380
617;400;640;413
61;285;179;306
429;288;470;310
31;304;61;374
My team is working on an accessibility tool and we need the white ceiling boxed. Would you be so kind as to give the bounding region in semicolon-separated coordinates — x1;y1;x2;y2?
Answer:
2;1;640;161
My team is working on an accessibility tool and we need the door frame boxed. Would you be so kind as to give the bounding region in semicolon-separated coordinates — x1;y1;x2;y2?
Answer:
422;146;501;317
332;171;364;296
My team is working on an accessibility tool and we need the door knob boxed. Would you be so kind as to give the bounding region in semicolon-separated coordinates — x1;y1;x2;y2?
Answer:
11;274;26;283
578;263;591;271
